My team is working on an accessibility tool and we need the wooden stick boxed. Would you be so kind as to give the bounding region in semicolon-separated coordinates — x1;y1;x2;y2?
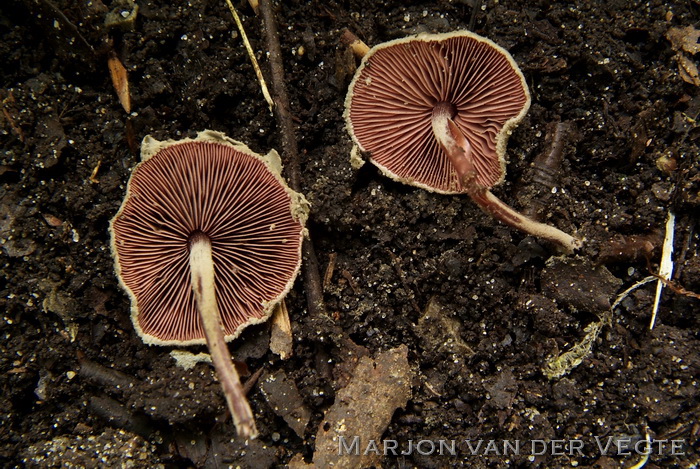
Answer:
258;0;327;317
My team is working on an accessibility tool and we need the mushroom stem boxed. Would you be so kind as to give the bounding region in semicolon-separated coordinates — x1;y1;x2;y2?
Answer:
189;232;258;438
466;188;581;252
432;108;581;252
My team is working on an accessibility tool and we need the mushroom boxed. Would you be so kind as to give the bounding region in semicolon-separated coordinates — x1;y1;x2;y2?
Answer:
345;31;580;252
110;130;308;438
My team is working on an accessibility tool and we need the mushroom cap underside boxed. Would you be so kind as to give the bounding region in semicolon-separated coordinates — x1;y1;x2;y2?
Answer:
345;30;531;194
110;131;307;346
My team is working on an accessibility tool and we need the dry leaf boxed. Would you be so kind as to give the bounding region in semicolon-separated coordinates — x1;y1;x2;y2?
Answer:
313;345;412;468
416;298;474;359
677;54;700;86
42;213;64;227
89;160;101;184
108;53;131;113
667;26;700;55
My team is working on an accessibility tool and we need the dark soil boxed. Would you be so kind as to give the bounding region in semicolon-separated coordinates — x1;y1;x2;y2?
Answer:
1;0;699;468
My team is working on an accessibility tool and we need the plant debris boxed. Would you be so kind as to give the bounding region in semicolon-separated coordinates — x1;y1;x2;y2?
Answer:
313;345;412;468
107;52;131;113
259;369;311;438
269;301;293;360
416;298;474;360
667;25;700;86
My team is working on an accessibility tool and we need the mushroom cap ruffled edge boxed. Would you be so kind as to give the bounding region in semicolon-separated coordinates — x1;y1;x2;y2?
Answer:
109;129;309;346
344;30;531;195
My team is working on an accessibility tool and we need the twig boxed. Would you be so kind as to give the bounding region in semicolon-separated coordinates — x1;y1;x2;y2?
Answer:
225;0;274;112
647;271;700;301
78;357;137;389
302;238;326;317
243;366;265;395
611;276;656;311
258;0;326;317
340;28;370;59
38;0;96;57
89;396;156;438
259;0;298;187
672;216;695;280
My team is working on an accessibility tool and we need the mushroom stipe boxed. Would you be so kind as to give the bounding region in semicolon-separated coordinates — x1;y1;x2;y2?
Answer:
432;102;581;251
189;231;255;437
110;130;308;438
345;31;581;252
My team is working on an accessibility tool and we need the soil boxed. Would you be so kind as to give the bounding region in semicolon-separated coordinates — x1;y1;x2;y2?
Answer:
1;0;699;468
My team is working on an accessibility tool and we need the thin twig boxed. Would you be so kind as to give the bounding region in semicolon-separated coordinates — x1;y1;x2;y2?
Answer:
259;0;298;188
611;276;656;311
673;216;695;280
39;0;96;56
648;271;700;300
225;0;274;112
78;357;137;389
243;366;265;395
258;0;326;317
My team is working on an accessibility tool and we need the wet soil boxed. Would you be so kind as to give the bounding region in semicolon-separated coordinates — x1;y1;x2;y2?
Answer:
1;0;699;468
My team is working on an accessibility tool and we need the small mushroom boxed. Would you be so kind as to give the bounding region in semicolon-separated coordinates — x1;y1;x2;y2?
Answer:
345;31;580;252
110;130;308;438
